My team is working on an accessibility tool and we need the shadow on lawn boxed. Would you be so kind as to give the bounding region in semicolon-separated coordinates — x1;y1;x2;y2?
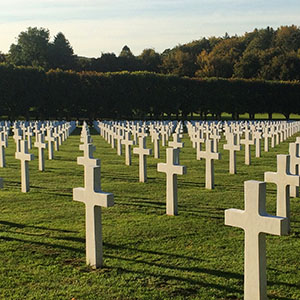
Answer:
107;263;243;297
0;235;83;253
0;220;77;233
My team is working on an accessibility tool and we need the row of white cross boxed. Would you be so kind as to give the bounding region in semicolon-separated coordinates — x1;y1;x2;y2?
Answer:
0;121;76;192
1;119;300;300
85;120;300;300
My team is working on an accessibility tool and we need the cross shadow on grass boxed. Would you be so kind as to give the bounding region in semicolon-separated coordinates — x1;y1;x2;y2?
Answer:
0;220;77;233
0;235;84;253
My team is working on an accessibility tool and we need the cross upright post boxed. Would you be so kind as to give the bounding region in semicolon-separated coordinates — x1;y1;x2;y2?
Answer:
198;139;221;189
225;180;288;300
15;139;34;192
157;148;186;215
73;142;114;269
133;136;152;182
264;154;300;231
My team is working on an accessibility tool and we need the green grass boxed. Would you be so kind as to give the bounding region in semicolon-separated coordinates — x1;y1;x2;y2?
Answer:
0;127;300;300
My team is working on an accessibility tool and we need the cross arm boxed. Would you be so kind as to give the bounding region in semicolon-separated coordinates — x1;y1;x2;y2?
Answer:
225;208;245;230
264;171;278;184
73;187;114;208
260;214;289;236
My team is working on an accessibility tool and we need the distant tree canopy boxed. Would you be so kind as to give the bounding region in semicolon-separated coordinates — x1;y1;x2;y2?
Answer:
3;25;300;81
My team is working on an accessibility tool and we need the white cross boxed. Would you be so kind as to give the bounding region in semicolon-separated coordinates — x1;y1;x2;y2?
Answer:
133;136;152;182
198;139;221;189
225;180;288;300
241;130;254;165
263;128;272;152
0;131;7;168
210;128;221;152
169;133;184;149
73;142;114;269
194;130;205;161
34;133;47;171
121;132;134;165
223;133;241;174
169;133;184;164
26;127;34;149
13;128;22;152
15;140;34;192
152;130;160;159
115;129;124;156
253;131;262;158
264;154;300;231
45;128;56;160
289;143;300;198
157;148;186;215
53;127;60;151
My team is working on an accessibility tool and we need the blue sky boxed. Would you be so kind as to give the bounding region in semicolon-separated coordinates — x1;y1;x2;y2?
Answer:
1;0;300;57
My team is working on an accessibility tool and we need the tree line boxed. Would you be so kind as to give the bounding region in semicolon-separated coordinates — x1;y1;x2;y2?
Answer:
1;25;300;81
0;64;299;120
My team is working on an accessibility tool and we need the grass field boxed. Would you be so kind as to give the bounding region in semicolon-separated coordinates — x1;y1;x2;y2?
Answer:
0;127;300;300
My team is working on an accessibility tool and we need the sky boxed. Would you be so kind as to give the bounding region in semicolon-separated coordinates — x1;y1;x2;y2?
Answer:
1;0;300;57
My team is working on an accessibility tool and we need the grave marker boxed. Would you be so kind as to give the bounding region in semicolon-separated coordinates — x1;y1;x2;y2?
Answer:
133;136;152;182
15;139;34;192
157;148;186;215
223;133;241;174
225;180;288;300
264;154;300;231
73;142;114;268
34;133;47;171
198;139;221;189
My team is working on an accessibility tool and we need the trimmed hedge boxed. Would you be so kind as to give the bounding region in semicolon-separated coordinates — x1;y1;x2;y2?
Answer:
0;64;300;120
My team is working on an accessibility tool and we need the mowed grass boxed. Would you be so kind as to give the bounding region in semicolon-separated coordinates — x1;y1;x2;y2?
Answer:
0;127;300;300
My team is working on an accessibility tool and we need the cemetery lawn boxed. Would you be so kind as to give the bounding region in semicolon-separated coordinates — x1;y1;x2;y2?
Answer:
0;127;300;300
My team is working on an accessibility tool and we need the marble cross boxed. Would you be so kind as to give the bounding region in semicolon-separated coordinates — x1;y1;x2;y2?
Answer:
264;154;300;231
289;143;300;198
157;148;186;215
121;131;134;166
73;142;114;269
225;180;288;300
152;130;160;159
241;130;254;165
198;139;221;189
26;127;34;149
15;139;34;192
45;128;55;160
34;133;47;171
253;131;262;158
116;129;123;156
223;133;241;174
133;136;152;182
0;131;7;167
194;130;205;161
